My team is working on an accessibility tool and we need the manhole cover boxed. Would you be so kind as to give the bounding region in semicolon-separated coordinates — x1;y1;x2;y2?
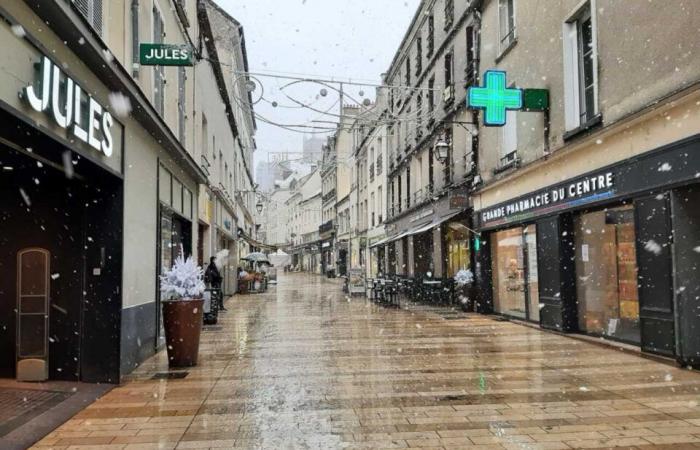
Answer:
0;388;70;437
151;371;189;380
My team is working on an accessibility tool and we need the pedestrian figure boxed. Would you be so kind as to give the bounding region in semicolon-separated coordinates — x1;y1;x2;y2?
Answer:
205;257;226;311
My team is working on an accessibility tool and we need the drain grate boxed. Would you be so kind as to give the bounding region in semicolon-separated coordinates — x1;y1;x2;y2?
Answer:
151;371;189;380
204;326;223;331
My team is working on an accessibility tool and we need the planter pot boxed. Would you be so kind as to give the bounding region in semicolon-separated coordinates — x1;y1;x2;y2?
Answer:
163;299;204;367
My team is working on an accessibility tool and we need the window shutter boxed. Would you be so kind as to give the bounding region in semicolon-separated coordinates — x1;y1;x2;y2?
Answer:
563;21;580;131
91;0;103;36
72;0;102;36
73;0;89;17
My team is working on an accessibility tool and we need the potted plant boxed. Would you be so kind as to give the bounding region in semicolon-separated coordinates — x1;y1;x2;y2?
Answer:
160;255;206;367
454;269;475;312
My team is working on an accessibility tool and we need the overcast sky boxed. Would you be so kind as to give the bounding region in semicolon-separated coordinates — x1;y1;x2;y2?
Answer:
213;0;421;172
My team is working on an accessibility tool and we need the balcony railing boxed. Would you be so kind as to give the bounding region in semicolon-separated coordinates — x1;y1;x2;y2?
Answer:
322;188;336;203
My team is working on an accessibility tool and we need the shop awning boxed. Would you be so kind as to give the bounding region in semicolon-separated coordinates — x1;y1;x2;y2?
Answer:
369;236;390;248
379;211;464;247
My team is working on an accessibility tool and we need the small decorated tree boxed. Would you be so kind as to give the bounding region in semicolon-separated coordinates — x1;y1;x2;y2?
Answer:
454;269;475;312
160;254;205;367
160;255;205;301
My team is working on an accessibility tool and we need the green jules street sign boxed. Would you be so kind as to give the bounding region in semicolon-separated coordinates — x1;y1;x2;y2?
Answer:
139;43;194;66
467;70;549;126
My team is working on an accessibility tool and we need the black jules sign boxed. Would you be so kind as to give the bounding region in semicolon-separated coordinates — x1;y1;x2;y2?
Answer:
480;171;616;227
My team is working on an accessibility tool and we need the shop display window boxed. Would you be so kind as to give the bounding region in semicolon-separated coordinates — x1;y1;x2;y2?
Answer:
491;225;539;321
446;222;471;277
575;205;640;344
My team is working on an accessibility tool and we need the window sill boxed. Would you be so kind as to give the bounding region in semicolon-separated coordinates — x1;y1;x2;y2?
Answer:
562;114;603;142
495;38;518;63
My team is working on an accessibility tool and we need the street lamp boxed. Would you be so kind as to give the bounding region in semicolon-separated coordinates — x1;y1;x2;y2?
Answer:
256;201;264;214
434;139;450;163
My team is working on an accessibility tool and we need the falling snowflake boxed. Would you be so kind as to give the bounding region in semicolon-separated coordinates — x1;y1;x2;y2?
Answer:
658;162;672;172
108;92;132;118
644;240;662;255
11;24;26;38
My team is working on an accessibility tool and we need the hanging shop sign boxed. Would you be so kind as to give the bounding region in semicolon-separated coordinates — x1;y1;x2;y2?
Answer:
449;188;470;209
139;43;194;66
467;70;549;126
480;171;615;227
22;56;114;157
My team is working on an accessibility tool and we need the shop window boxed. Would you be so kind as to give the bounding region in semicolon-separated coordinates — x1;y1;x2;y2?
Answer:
159;165;171;204
575;205;640;344
172;178;183;214
491;225;539;321
446;222;470;277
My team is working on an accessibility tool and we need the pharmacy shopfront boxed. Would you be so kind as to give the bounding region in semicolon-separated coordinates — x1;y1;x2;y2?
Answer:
475;135;700;366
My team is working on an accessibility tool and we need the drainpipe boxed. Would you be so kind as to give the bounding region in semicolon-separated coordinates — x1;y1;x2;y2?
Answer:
131;0;139;78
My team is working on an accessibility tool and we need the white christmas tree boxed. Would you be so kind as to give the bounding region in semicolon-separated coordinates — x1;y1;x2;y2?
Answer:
160;255;205;300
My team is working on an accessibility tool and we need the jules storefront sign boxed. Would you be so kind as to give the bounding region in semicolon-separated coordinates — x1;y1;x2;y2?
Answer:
22;56;114;156
480;171;615;227
139;43;194;66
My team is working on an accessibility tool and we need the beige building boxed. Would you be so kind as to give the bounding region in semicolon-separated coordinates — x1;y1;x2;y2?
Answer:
472;0;700;366
0;0;255;382
332;106;360;276
380;0;479;283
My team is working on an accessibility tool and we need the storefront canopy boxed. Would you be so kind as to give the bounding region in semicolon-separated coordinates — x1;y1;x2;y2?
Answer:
381;210;464;246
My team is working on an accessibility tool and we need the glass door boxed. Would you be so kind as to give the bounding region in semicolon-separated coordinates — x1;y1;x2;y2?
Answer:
524;225;540;322
491;225;539;322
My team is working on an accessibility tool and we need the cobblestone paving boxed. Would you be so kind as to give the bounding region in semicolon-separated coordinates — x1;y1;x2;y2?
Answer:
32;273;700;449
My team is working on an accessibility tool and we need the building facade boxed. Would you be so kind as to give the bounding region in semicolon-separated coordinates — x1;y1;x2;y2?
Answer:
380;0;480;283
470;0;700;366
0;0;255;383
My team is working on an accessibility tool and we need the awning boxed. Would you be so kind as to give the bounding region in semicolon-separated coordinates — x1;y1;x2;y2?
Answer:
369;236;390;248
379;210;464;247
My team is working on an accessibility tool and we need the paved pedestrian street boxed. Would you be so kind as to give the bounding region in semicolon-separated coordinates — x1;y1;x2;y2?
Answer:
31;274;700;450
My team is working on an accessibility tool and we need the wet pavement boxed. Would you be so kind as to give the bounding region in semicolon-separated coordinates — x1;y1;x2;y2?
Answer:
31;273;700;449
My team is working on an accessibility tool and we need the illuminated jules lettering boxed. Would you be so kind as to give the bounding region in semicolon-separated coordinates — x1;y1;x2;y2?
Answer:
22;56;114;157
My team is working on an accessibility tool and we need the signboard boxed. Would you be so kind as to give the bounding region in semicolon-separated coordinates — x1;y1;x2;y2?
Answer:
480;171;615;227
139;43;194;66
348;268;365;295
467;70;522;126
22;56;114;157
467;70;549;126
449;188;470;209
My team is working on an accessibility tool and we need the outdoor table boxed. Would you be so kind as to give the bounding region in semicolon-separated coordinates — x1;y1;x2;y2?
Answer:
422;280;442;304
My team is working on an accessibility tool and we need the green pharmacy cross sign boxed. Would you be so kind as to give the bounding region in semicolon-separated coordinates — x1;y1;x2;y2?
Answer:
139;43;194;66
468;70;522;126
467;70;549;127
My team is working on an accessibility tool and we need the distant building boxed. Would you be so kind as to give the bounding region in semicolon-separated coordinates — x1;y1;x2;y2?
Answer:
302;135;325;164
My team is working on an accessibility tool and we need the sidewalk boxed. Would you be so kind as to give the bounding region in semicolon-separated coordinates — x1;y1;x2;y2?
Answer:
27;275;700;449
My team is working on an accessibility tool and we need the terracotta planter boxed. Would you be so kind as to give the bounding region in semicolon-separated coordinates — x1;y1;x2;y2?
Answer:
163;299;204;367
